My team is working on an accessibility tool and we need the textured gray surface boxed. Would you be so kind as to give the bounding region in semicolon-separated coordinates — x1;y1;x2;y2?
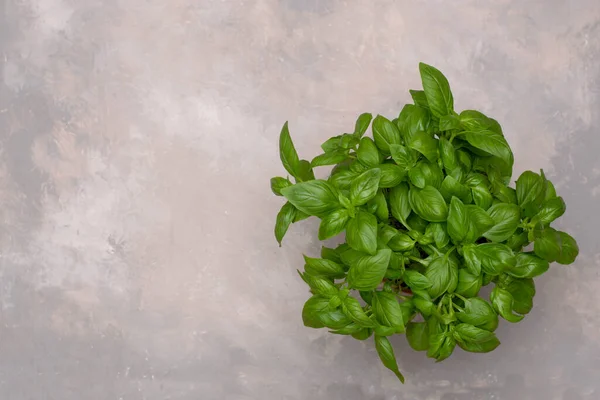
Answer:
1;0;599;399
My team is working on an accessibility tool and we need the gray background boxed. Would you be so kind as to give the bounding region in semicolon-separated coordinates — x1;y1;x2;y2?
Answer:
0;0;599;399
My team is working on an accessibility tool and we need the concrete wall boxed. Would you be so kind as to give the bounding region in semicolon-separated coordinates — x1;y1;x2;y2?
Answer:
0;1;599;399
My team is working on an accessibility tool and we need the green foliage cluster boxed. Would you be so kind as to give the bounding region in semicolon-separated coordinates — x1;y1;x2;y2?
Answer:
270;63;579;383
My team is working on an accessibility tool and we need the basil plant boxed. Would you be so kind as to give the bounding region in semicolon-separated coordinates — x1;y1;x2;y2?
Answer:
270;63;579;383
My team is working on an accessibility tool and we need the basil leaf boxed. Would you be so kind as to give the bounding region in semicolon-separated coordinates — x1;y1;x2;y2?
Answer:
437;336;457;362
373;291;405;332
457;297;498;330
409;131;439;163
483;203;521;242
343;296;375;327
372;115;402;153
409;160;444;189
369;190;389;221
426;255;458;299
454;323;497;343
409;186;448;222
471;184;493;210
275;201;296;245
455;269;482;298
279;122;300;177
347;249;392;290
321;245;343;264
491;181;517;204
346;211;378;255
329;322;363;336
459;110;493;131
463;130;513;171
357;137;383;167
329;169;357;190
403;270;432;290
490;286;524;323
474;243;516;276
427;222;450;249
374;335;405;383
389;185;410;228
516;170;546;217
311;150;349;167
419;62;454;117
439;114;460;131
299;271;339;298
532;196;566;226
504;278;535;315
379;164;406;188
465;205;495;242
506;230;529;252
447;197;469;244
318;208;350;240
281;180;339;217
409;89;429;108
339;133;360;150
349;168;381;206
388;233;415;252
301;295;331;328
354;112;373;137
406;322;429;351
457;335;501;353
321;135;342;153
533;226;562;262
389;144;417;170
440;175;471;203
296;159;316;182
507;252;549;279
556;231;579;265
462;244;481;276
351;327;374;341
438;137;458;172
339;247;365;268
303;255;346;279
270;177;293;196
544;178;557;201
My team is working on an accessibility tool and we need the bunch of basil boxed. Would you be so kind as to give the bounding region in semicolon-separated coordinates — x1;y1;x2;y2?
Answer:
270;63;579;383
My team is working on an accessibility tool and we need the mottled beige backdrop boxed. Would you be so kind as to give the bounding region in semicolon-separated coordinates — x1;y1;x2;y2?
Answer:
0;1;599;399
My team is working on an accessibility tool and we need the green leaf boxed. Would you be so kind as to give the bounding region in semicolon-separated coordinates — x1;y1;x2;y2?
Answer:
455;269;482;298
454;323;497;343
471;185;494;210
349;168;381;206
439;114;460;131
388;233;415;252
270;177;293;196
516;170;546;217
457;297;498;330
505;230;529;252
347;249;392;290
318;208;350;240
504;278;535;315
532;196;566;226
372;115;402;153
403;270;432;290
369;190;389;221
281;180;339;217
379;164;406;188
457;335;501;353
343;296;375;327
474;243;516;276
279;122;300;178
447;197;469;244
303;255;346;279
406;322;429;351
321;135;342;153
378;225;399;245
389;183;411;225
440;175;471;203
459;110;494;131
296;159;316;182
491;181;517;204
426;222;450;249
329;169;356;190
374;335;405;383
339;133;360;150
437;335;457;362
556;231;579;265
319;309;354;330
373;291;405;332
357;137;383;167
350;327;374;340
321;245;343;264
275;202;296;245
465;204;495;242
418;62;454;117
409;186;448;222
346;211;378;255
490;286;524;323
354;112;373;137
409;160;444;189
409;89;429;108
463;130;513;171
390;144;417;170
299;271;339;297
439;137;458;172
463;244;481;276
311;150;349;167
507;252;549;279
301;295;329;328
425;256;458;299
533;226;562;262
483;203;521;242
409;131;439;163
